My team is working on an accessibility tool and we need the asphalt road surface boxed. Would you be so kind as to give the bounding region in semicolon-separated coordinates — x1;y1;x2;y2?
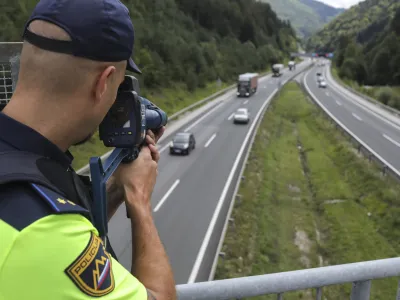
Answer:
304;65;400;174
107;61;312;284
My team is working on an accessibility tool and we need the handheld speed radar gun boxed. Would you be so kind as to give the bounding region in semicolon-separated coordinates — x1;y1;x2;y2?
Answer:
90;75;168;239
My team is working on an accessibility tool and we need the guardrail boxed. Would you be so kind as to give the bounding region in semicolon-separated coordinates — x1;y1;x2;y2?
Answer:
76;71;271;175
177;257;400;300
327;65;400;118
303;68;400;182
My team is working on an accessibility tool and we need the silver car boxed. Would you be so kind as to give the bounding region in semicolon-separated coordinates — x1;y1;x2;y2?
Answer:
233;108;250;124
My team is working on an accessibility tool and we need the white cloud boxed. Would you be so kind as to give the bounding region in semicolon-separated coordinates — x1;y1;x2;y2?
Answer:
315;0;366;9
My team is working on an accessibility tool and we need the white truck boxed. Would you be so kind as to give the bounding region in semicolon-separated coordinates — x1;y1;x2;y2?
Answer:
272;64;284;77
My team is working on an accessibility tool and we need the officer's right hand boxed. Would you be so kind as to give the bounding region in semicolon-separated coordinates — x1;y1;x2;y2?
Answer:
115;145;157;214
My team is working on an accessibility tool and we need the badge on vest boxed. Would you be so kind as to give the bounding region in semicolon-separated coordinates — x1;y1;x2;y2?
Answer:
65;232;115;297
30;183;89;215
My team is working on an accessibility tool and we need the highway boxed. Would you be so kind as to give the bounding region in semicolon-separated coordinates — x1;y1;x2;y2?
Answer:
106;61;312;284
303;64;400;174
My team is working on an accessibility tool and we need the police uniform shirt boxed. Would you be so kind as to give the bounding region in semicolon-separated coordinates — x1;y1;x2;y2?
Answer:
0;112;146;299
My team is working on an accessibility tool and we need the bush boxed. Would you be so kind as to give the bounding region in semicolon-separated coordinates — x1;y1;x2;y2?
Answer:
388;94;400;110
376;87;393;105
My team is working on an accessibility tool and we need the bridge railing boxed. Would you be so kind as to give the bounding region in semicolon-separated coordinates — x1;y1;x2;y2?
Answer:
176;257;400;300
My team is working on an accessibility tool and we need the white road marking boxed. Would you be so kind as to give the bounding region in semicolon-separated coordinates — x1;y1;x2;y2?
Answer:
204;133;217;148
352;113;362;121
243;100;249;105
383;134;400;148
159;143;170;153
187;88;278;283
184;102;224;133
154;179;180;212
336;100;342;106
228;113;234;120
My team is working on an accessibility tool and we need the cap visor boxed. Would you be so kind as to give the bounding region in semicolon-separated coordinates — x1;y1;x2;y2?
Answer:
127;58;142;74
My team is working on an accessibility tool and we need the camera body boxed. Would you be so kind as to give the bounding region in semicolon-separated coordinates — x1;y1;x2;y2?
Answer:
99;75;167;161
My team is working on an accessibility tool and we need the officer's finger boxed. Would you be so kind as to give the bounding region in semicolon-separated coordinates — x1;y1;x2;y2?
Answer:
147;129;156;141
146;134;156;146
154;126;165;143
148;143;160;163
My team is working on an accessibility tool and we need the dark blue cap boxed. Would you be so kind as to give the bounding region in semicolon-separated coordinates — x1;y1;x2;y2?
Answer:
22;0;141;74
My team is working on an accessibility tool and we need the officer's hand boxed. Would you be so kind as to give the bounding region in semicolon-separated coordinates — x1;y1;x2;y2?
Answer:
115;146;157;213
145;127;165;163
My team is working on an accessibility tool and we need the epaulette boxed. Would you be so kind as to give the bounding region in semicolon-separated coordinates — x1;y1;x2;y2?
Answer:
30;183;90;215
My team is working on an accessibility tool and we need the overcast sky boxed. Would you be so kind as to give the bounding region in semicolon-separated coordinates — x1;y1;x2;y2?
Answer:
316;0;365;9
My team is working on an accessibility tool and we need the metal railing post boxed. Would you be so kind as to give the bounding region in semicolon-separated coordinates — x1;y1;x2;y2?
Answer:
350;280;371;300
316;287;322;300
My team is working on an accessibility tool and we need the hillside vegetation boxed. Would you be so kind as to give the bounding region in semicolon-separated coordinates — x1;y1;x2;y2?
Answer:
1;0;297;92
1;0;298;168
307;0;400;109
259;0;344;38
307;0;400;50
215;82;399;300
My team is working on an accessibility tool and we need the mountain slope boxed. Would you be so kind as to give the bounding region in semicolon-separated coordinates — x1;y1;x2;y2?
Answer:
307;0;400;51
259;0;344;38
0;0;298;92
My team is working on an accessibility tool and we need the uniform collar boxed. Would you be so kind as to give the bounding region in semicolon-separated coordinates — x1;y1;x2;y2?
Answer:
0;112;73;168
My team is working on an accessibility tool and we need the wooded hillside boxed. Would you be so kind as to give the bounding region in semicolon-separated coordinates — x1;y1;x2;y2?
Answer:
0;0;298;92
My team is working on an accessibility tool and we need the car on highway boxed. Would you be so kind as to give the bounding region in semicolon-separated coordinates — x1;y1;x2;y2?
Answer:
318;80;327;88
317;75;324;83
169;132;196;155
233;108;250;124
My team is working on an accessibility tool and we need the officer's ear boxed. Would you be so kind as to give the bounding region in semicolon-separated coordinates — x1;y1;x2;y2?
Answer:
94;66;117;104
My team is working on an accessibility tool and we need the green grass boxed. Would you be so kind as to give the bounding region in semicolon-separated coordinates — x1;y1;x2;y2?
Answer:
214;82;400;300
69;80;230;170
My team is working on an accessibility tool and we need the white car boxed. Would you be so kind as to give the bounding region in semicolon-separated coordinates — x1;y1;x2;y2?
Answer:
317;75;324;83
233;108;250;124
319;80;327;88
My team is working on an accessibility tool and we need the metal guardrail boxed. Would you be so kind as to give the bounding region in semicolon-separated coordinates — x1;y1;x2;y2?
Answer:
327;65;400;118
303;67;400;182
176;257;400;300
76;71;271;175
175;67;400;299
0;42;22;108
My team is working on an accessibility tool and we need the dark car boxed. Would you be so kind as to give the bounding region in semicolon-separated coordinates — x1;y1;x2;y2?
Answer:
169;132;196;155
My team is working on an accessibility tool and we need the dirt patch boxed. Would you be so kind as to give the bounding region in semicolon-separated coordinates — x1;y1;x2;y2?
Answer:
324;199;346;204
288;184;301;193
294;230;311;253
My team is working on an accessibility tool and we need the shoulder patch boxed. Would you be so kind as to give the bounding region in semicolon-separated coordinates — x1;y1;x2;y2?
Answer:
30;183;89;215
65;233;115;297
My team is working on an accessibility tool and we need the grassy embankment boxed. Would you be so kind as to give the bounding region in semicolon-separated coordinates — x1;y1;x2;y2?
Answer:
215;82;400;300
331;68;400;111
69;81;229;170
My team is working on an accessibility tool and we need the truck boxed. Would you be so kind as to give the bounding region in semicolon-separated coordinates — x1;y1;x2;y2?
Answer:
236;73;259;97
272;64;284;77
288;61;296;71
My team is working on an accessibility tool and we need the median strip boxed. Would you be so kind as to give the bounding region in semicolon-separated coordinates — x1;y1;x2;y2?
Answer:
214;82;400;300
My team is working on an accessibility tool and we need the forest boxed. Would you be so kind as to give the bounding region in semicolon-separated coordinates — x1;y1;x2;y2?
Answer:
307;0;400;109
0;0;298;93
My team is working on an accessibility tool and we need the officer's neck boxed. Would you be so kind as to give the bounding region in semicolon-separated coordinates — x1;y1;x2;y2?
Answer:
3;94;77;152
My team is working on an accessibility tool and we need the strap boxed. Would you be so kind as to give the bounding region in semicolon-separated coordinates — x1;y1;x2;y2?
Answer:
0;151;89;215
0;151;63;194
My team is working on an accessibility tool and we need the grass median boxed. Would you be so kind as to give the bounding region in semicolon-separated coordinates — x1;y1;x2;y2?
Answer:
69;81;230;170
214;81;400;300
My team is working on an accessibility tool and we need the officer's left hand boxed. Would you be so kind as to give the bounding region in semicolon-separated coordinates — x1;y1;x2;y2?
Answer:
145;127;165;163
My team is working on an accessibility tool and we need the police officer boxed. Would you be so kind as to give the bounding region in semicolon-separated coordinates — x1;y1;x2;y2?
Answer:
0;0;176;299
